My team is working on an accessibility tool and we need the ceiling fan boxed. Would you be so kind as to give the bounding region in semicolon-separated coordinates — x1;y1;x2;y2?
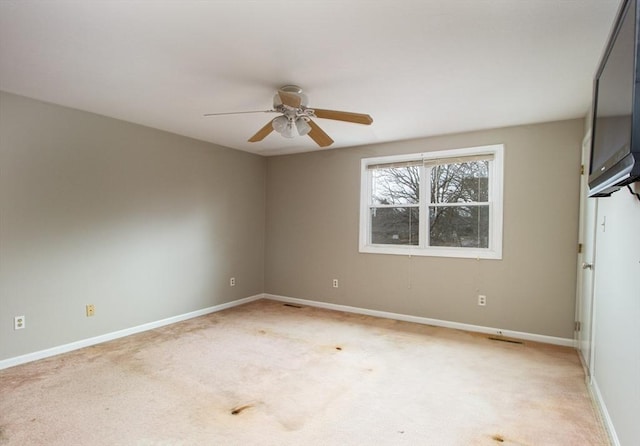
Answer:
204;85;373;147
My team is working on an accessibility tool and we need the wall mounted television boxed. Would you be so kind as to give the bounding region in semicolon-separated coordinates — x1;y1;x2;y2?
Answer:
589;0;640;197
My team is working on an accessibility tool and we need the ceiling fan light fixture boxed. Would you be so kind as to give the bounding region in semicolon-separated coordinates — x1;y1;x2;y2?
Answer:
282;123;296;138
273;115;297;138
272;115;289;134
295;117;311;136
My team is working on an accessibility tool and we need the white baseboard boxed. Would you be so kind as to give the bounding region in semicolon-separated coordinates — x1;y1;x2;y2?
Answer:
264;293;575;347
1;292;575;370
0;294;263;370
590;377;621;446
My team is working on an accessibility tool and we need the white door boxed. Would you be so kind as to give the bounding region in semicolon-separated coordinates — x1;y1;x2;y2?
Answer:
575;131;598;378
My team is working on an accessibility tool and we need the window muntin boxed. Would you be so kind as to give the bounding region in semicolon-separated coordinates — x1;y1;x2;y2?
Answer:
360;145;503;259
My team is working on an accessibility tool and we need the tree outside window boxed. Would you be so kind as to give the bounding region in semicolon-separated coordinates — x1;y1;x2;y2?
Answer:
360;145;503;259
429;160;489;248
370;166;419;245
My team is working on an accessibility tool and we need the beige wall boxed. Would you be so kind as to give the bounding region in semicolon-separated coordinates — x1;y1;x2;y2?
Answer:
0;92;266;360
0;90;585;362
265;119;584;338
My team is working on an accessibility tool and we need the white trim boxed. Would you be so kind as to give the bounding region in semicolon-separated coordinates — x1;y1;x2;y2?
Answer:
0;294;264;370
591;377;621;446
1;292;575;371
264;293;573;347
359;243;502;259
359;144;504;260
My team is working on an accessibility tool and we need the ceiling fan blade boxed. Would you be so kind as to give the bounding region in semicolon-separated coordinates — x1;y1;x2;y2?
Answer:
204;110;274;117
307;119;334;147
312;108;373;125
248;119;275;142
278;90;302;108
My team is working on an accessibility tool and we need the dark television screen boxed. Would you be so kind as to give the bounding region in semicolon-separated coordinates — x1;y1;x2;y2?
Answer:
589;0;640;197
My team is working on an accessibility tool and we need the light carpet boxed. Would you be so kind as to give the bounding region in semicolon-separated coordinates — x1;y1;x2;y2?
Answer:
0;299;609;445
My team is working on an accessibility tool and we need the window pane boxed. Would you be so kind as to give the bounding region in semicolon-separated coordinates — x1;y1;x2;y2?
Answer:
429;205;489;248
431;161;489;203
371;207;419;245
372;166;420;205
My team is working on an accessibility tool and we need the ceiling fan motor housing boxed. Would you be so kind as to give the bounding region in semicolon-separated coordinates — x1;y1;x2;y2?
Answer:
273;86;308;110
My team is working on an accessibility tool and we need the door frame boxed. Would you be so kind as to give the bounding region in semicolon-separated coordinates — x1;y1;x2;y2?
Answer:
574;129;598;380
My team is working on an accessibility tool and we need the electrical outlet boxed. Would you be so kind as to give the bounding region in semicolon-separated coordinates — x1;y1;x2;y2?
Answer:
478;295;487;306
332;279;339;288
86;304;95;317
14;315;25;330
230;277;236;287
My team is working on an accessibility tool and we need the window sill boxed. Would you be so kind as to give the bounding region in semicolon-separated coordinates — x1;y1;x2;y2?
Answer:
359;244;502;260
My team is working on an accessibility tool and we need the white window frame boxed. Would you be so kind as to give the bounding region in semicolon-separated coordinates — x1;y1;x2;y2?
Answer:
359;144;504;259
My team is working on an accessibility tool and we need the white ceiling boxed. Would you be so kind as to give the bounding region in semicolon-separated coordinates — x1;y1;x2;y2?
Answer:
0;0;621;156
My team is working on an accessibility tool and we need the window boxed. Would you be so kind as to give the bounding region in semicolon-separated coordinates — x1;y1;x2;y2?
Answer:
359;144;504;259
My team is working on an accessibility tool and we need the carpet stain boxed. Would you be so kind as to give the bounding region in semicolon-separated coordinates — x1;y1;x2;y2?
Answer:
490;434;531;445
0;299;610;445
231;404;253;415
